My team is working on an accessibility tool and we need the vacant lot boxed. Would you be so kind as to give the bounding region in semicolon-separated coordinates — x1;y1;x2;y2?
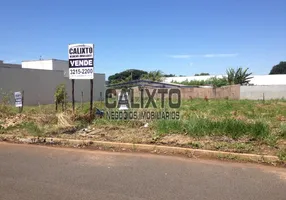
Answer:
0;99;285;161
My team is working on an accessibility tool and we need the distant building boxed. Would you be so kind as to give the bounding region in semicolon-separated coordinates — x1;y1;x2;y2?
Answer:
22;59;71;78
164;75;286;86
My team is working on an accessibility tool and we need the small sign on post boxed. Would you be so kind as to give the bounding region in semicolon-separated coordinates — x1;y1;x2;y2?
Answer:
14;91;23;112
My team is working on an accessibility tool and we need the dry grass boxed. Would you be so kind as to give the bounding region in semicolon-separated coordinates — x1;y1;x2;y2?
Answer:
0;99;285;158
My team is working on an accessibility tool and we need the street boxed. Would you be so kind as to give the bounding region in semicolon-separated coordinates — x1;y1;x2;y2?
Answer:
0;142;285;200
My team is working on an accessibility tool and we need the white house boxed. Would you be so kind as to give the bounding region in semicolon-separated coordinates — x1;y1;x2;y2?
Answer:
22;59;70;77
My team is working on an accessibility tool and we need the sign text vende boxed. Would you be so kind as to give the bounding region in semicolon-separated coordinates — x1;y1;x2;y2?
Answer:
69;59;93;68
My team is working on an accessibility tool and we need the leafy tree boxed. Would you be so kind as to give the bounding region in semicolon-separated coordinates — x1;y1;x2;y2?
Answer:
163;74;176;77
269;62;286;74
194;73;210;76
226;68;235;85
226;67;253;85
54;84;68;111
108;69;148;84
141;70;164;82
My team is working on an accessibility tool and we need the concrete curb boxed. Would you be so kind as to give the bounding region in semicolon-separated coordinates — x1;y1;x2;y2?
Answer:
0;134;282;165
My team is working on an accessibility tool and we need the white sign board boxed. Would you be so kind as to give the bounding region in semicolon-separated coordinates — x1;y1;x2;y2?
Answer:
14;91;22;107
68;43;94;79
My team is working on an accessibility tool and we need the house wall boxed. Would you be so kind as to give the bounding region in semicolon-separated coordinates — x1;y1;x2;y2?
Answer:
22;60;53;70
240;85;286;100
0;61;22;69
114;85;240;100
52;60;69;77
180;85;240;100
110;85;286;101
164;75;286;86
0;67;105;105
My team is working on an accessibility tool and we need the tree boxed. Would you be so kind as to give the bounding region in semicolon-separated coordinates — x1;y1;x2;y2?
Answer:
141;70;164;82
54;84;68;111
195;73;210;76
269;62;286;74
163;74;176;77
226;68;235;85
108;69;148;84
226;67;253;85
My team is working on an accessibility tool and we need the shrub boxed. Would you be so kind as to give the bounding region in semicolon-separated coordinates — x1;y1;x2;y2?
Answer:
171;77;228;87
0;89;14;116
54;84;68;111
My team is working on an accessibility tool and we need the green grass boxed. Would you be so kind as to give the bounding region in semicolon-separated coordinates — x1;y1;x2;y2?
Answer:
2;122;44;137
20;122;43;136
1;99;285;147
280;123;286;139
154;118;270;140
212;142;254;153
94;99;285;142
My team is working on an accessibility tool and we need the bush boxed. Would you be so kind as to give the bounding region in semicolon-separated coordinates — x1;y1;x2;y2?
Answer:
171;77;228;87
0;89;14;116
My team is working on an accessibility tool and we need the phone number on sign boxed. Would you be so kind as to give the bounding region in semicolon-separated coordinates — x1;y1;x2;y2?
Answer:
70;68;93;75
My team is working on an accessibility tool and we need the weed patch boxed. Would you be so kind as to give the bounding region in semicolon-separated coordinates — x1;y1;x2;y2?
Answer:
18;122;44;137
280;123;286;139
154;118;270;140
188;141;204;149
277;148;286;161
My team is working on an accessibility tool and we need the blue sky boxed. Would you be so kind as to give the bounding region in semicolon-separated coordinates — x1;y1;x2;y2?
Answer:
1;0;285;78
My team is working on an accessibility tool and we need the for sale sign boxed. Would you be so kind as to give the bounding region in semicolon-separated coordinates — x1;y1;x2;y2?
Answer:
14;91;22;107
68;44;94;79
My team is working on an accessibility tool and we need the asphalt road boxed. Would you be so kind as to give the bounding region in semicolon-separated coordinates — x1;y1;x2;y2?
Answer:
0;143;285;200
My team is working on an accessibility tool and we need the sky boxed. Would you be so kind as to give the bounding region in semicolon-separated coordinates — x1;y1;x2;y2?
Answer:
0;0;285;78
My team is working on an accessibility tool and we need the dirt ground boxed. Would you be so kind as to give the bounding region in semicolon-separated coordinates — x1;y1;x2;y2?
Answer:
47;124;283;156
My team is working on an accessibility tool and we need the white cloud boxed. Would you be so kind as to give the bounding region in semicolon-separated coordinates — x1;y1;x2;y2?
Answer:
168;55;192;59
169;53;238;59
203;53;238;58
